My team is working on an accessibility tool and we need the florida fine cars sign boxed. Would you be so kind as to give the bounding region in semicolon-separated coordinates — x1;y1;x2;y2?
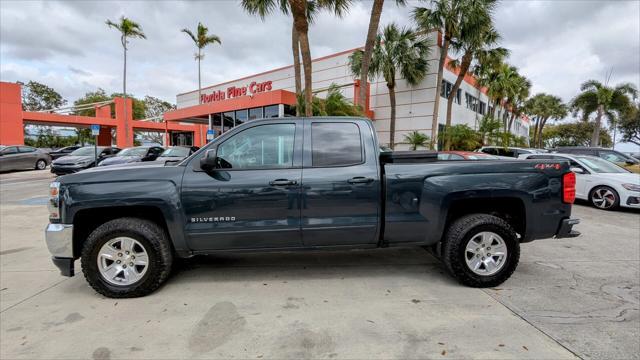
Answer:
200;81;273;104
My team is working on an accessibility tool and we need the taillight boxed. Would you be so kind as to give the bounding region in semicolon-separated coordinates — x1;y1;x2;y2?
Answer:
563;172;576;204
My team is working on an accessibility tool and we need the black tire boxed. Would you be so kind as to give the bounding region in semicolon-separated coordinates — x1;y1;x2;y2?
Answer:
81;217;173;298
441;214;520;288
35;159;47;170
589;185;620;210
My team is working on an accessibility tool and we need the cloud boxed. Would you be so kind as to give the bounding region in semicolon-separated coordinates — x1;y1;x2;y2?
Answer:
1;0;638;115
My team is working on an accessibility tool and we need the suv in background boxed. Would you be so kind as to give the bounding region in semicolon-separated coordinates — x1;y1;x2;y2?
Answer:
477;146;546;158
554;147;640;173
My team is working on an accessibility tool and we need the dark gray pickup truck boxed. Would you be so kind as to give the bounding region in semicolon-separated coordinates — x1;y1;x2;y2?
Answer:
45;117;580;298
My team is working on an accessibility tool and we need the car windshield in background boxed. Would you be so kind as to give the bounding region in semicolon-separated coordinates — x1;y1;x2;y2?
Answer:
161;147;189;157
577;156;629;173
69;147;99;156
118;148;147;157
467;154;499;159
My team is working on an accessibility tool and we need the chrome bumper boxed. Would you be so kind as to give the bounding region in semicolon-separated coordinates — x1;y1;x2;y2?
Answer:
45;223;74;258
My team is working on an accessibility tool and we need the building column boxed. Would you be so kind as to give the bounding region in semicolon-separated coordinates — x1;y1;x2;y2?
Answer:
278;104;285;117
113;97;134;148
0;82;25;145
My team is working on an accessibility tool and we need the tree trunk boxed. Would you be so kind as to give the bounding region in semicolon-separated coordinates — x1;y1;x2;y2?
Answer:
537;116;549;148
292;25;302;116
359;0;384;110
197;49;202;104
532;116;539;147
508;112;516;132
123;43;129;146
290;0;313;117
591;104;604;146
444;51;472;150
431;36;449;150
388;83;396;149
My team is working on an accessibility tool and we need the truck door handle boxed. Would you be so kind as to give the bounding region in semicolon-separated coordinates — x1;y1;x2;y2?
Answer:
348;177;374;184
269;179;297;186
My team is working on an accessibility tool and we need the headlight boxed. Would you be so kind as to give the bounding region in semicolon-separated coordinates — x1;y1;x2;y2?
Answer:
622;183;640;192
48;181;61;220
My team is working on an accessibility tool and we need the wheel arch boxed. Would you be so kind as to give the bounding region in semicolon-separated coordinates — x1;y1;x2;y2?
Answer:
71;205;184;259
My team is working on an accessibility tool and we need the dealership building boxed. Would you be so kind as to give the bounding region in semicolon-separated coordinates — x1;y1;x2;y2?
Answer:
165;33;529;149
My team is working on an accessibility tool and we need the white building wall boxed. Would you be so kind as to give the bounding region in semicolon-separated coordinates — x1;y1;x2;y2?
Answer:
176;32;529;149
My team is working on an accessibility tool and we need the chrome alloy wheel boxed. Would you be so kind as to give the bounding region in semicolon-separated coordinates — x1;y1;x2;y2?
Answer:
464;231;508;276
592;188;616;209
97;237;149;286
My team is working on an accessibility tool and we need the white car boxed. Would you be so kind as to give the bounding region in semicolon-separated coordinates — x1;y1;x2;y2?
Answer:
519;153;640;210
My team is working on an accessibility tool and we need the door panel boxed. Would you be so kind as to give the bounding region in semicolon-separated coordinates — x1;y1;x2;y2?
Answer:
301;121;381;247
181;122;303;250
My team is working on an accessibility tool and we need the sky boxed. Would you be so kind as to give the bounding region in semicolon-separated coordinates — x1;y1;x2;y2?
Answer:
1;0;639;150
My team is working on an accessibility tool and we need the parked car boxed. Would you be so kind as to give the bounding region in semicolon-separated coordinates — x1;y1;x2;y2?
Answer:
438;151;503;160
477;146;546;158
554;146;640;173
520;153;640;210
98;146;165;167
44;117;580;298
48;146;81;160
50;146;120;175
0;145;51;172
155;146;199;163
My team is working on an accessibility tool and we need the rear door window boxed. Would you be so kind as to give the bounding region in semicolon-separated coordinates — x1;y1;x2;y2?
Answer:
311;122;363;167
18;146;36;153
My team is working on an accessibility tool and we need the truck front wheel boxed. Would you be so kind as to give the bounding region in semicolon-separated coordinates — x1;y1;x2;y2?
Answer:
80;217;173;298
441;214;520;288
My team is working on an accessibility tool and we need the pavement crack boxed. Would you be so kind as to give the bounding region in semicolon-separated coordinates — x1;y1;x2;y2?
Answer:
483;289;585;360
0;278;70;314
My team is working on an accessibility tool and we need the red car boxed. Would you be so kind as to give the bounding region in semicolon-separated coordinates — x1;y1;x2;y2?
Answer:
437;151;502;160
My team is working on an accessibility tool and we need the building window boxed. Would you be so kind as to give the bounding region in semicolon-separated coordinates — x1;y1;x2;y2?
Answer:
264;105;279;118
441;80;461;104
283;104;296;117
249;107;263;120
235;109;248;126
223;111;235;128
211;113;222;127
478;101;486;115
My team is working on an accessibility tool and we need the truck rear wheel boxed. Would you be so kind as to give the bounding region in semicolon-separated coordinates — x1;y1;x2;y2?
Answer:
81;217;173;298
441;214;519;288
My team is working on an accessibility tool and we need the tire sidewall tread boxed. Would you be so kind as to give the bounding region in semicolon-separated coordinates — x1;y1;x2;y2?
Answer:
80;217;173;298
441;214;520;288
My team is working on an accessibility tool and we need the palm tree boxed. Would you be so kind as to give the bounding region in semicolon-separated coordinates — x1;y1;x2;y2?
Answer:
570;80;637;146
403;131;430;150
505;73;531;132
181;23;221;105
442;0;506;150
525;93;567;148
350;24;430;149
106;16;146;146
241;0;350;117
358;0;406;110
413;0;462;149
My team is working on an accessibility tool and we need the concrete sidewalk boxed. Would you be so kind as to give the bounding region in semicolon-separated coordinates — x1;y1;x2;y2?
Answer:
0;171;637;359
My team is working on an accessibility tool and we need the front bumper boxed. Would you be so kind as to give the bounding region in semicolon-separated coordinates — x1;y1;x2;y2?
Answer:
624;195;640;208
555;218;581;238
50;166;83;175
45;223;75;276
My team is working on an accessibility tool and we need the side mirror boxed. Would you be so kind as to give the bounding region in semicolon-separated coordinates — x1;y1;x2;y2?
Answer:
570;167;586;174
625;160;637;166
199;149;218;171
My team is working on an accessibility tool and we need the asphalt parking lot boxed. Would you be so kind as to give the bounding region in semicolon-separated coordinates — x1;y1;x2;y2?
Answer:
0;169;638;359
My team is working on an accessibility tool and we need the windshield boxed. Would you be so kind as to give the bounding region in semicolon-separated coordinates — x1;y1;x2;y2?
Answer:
161;147;189;157
467;154;499;159
117;147;147;157
70;147;100;156
577;156;630;173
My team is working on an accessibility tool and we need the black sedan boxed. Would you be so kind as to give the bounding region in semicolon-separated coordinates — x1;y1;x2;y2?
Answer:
50;146;120;175
48;146;81;160
98;146;164;167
